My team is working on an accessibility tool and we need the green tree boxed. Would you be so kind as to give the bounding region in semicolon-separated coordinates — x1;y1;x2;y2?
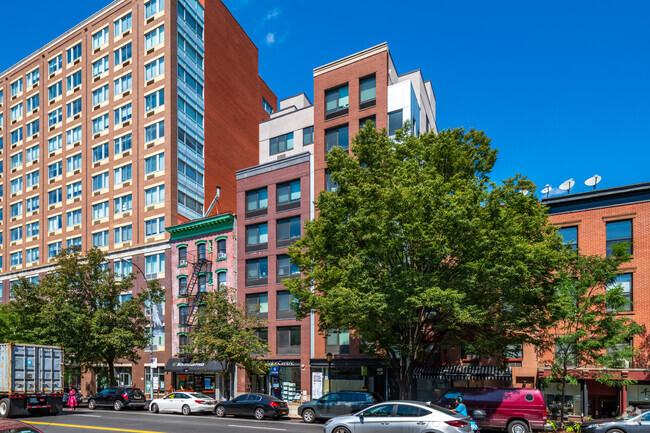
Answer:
285;124;569;399
9;248;164;386
541;243;642;424
182;289;269;398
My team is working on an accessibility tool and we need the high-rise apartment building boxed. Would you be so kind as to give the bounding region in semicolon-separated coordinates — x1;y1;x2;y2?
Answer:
0;0;276;393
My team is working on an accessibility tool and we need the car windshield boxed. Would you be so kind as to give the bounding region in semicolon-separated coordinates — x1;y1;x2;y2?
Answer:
189;393;213;399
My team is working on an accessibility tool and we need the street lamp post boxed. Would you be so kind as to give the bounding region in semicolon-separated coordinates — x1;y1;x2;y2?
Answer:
120;259;155;402
326;353;333;393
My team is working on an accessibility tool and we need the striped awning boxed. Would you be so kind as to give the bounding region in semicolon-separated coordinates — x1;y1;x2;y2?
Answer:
415;365;512;381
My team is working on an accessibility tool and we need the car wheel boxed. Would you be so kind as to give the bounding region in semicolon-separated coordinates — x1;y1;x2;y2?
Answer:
0;399;11;418
150;403;159;413
607;430;625;433
302;408;316;423
182;405;191;416
113;400;124;411
215;406;226;417
254;407;265;420
332;427;351;433
508;420;529;433
88;399;97;410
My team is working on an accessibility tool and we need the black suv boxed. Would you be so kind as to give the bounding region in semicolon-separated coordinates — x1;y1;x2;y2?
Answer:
88;387;147;411
298;391;383;423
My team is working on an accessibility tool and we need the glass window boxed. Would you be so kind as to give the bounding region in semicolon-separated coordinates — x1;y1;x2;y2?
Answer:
217;239;227;256
93;143;109;163
179;277;188;296
114;13;132;36
92;172;109;191
26;170;39;188
262;98;273;115
246;188;267;215
114;164;132;184
177;33;203;68
145;26;165;50
145;121;165;142
66;153;82;172
269;132;294;156
10;177;23;194
359;75;376;105
66;126;82;145
363;404;395;417
277;291;296;320
26;221;39;238
66;70;82;91
66;43;82;64
48;188;62;205
11;103;23;121
246;223;268;247
325;124;349;152
92;85;109;106
10;252;23;266
11;128;23;146
177;2;203;39
10;79;23;97
67;181;82;200
607;273;632;312
325;85;349;116
48;108;62;127
66;209;82;226
360;115;376;129
559;226;578;251
145;153;165;174
48;81;62;100
277;216;301;244
145;185;165;205
10;202;23;218
92;56;110;77
48;161;62;179
92;27;109;49
246;258;268;284
25;197;38;213
246;293;268;318
145;253;165;277
145;0;164;19
114;103;133;124
606;220;632;257
217;271;227;289
66;98;82;118
92;201;109;220
11;153;23;170
114;194;132;214
114;225;133;243
145;89;164;112
388;110;403;136
325;169;339;193
114;73;133;95
145;57;165;81
303;126;314;145
26;120;39;137
277;326;301;355
197;243;206;260
48;55;62;74
277;254;300;279
177;64;203;97
178;247;187;265
10;227;22;242
48;134;62;153
48;242;62;258
114;134;132;154
326;329;350;354
145;217;165;236
177;95;203;127
277;180;300;206
26;69;40;87
92;230;109;248
67;237;82;249
48;214;62;232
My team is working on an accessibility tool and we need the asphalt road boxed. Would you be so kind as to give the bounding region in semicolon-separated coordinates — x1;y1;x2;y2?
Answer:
20;408;323;433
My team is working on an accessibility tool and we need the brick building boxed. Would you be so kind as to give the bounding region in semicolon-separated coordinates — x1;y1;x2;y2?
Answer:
539;183;650;418
0;0;275;394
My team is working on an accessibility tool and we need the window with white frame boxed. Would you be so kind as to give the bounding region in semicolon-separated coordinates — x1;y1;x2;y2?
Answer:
92;85;109;106
92;27;109;50
25;197;38;213
144;57;164;81
92;230;109;247
145;253;165;277
10;153;23;170
92;114;109;134
26;170;39;188
26;221;39;238
145;185;165;205
66;43;82;64
26;69;39;87
92;201;109;220
66;70;82;91
48;134;62;152
66;153;82;172
115;259;132;280
48;188;62;205
26;94;39;112
145;121;164;142
26;119;39;137
114;103;132;124
48;242;62;259
144;89;164;112
67;181;82;200
66;98;82;118
48;108;62;127
145;217;165;237
66;126;82;145
48;81;62;100
66;209;82;226
114;43;133;64
114;224;132;243
10;227;22;242
11;128;23;145
10;252;22;267
145;153;164;174
92;142;109;163
48;161;62;179
114;194;132;214
48;214;62;232
114;73;132;95
48;55;62;74
114;13;132;36
92;172;109;191
10;177;23;194
67;237;82;249
145;26;164;50
114;164;132;184
145;0;164;18
92;56;110;77
10;103;23;121
114;134;132;153
10;79;23;97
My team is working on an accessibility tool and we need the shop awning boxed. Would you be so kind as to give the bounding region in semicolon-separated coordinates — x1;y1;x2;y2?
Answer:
165;358;226;373
415;365;512;381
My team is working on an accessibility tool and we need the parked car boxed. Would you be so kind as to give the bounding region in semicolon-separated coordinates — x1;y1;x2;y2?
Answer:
434;388;552;433
215;394;289;420
325;400;475;433
88;387;147;411
581;410;650;433
149;392;216;415
0;419;43;433
298;391;383;423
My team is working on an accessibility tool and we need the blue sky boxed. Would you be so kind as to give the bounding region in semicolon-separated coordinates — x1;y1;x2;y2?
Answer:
2;0;648;196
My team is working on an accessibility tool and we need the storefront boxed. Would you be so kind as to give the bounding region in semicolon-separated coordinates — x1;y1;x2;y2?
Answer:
165;359;229;401
249;360;303;402
414;365;513;402
310;358;388;400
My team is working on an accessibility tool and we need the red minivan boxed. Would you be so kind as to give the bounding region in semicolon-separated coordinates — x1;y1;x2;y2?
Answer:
435;388;552;433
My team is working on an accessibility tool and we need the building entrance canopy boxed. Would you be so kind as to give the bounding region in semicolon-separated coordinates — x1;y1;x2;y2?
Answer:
415;366;512;381
165;358;225;373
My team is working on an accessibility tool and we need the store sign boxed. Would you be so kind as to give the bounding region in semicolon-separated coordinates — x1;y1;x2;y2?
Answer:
265;360;300;367
312;372;323;400
152;376;159;390
172;362;206;367
361;366;368;376
270;365;279;376
628;385;650;403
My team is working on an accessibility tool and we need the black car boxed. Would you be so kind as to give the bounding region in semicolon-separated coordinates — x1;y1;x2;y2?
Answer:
215;394;289;420
298;391;383;423
88;387;147;411
582;411;650;433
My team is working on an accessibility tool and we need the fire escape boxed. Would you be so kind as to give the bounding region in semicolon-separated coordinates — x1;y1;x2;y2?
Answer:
179;247;212;355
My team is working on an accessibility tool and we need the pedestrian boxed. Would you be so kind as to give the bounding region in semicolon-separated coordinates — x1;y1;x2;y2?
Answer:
68;388;78;411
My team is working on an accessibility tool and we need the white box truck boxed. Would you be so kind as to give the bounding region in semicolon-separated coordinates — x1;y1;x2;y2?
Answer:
0;343;64;417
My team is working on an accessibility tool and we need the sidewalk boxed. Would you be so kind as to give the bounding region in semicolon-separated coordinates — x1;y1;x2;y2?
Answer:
287;402;302;420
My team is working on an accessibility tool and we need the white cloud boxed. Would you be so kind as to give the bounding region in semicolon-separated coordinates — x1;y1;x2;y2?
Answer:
265;7;280;20
265;32;276;45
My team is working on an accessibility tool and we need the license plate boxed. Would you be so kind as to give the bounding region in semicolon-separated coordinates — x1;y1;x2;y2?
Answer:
133;396;142;399
30;398;39;404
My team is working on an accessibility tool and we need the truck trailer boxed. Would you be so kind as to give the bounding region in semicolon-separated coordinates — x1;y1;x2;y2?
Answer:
0;343;64;417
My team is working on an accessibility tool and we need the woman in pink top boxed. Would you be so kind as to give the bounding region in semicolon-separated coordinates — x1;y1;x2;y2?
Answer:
68;388;78;410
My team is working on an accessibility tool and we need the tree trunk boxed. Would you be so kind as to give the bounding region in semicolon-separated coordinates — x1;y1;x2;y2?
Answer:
107;359;116;387
395;357;412;400
560;364;567;429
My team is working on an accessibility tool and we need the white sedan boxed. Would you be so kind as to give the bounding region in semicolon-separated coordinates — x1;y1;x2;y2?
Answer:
149;392;217;415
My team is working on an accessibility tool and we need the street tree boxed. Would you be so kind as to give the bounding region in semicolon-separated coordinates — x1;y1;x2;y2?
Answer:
9;248;164;386
182;288;269;398
285;124;570;399
541;243;642;424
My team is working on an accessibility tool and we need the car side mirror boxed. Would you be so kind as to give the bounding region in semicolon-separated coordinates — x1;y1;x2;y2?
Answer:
318;398;325;403
472;410;486;420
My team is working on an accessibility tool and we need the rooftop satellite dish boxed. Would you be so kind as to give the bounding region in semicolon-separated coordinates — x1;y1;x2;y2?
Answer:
541;185;552;198
584;174;602;190
521;189;529;196
559;178;575;194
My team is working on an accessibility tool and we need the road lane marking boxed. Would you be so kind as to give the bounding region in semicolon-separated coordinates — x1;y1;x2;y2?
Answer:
23;421;166;433
227;425;286;431
76;415;102;418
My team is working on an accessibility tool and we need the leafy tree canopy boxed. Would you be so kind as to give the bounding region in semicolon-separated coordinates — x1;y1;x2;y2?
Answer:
9;248;164;386
286;124;570;398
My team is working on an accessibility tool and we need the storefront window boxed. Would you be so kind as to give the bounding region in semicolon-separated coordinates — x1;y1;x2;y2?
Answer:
278;366;301;402
145;367;165;396
544;383;582;416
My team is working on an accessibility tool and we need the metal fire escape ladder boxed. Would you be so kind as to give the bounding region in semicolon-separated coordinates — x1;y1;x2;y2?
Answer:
185;257;211;329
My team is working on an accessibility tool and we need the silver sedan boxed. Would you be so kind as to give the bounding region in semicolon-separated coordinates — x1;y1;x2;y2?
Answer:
324;400;473;433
